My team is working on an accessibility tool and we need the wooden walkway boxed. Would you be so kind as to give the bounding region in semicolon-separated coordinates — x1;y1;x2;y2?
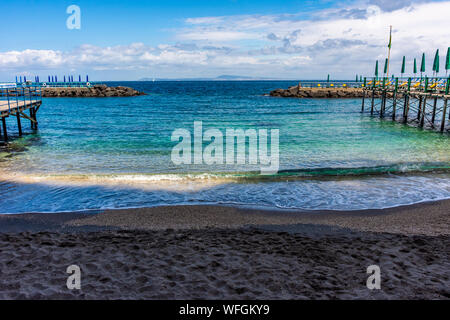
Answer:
0;86;42;141
0;100;41;115
361;77;450;133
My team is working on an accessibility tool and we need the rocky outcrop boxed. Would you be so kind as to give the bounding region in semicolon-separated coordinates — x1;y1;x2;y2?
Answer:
269;86;379;98
41;85;145;97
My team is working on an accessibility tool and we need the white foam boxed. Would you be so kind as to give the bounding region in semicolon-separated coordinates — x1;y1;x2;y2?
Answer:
1;173;450;214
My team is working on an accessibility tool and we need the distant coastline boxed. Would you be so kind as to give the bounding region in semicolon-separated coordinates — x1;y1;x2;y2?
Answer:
137;76;361;82
139;75;278;81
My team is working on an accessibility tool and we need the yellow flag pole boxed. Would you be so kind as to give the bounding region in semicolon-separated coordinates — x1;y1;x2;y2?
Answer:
386;25;392;79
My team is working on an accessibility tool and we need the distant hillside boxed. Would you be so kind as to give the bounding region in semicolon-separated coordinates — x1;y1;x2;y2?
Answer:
139;75;277;81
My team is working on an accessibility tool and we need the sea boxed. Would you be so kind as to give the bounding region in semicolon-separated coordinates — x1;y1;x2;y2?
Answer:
1;80;450;214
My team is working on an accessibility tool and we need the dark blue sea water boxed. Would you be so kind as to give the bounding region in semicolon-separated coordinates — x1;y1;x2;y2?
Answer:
1;81;450;213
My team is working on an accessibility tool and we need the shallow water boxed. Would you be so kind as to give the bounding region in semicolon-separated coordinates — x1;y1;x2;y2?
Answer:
1;81;450;213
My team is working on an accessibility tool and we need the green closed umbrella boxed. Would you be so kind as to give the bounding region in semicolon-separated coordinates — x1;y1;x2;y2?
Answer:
375;60;379;78
384;58;388;74
432;49;439;75
446;47;450;75
420;53;425;77
356;74;358;82
327;74;330;82
401;56;406;76
435;52;439;74
413;58;417;75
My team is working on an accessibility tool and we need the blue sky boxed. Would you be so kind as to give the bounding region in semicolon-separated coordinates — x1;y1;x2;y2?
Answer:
2;0;342;50
0;0;449;81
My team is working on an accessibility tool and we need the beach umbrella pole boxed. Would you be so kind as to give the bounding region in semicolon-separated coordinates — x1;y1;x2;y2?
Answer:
386;25;392;79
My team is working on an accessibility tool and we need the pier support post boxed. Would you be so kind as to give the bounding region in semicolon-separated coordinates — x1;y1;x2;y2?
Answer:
403;79;411;124
392;94;397;121
361;90;365;112
420;96;427;128
446;78;450;122
417;96;423;121
402;94;406;119
33;107;38;130
380;90;386;118
16;111;22;136
380;78;386;118
371;89;375;115
392;78;398;121
431;97;438;124
441;99;447;132
441;99;448;132
361;78;366;112
403;95;409;124
33;107;38;129
29;108;36;130
1;117;7;142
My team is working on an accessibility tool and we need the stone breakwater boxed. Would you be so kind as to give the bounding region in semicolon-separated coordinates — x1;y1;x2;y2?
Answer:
270;86;383;98
42;85;146;97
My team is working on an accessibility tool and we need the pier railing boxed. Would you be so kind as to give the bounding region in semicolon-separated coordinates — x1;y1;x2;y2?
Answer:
20;81;97;88
297;81;362;88
0;84;42;114
362;76;450;93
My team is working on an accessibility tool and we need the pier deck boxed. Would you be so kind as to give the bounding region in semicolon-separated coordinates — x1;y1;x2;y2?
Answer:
0;100;41;115
0;85;42;141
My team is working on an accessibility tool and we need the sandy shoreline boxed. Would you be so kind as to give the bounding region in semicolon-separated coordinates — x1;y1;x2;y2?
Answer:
0;201;449;299
2;199;449;236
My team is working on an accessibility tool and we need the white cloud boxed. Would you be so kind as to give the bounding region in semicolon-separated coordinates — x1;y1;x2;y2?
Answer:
177;30;258;42
0;49;64;69
0;44;213;70
281;56;312;66
185;17;225;24
211;55;261;66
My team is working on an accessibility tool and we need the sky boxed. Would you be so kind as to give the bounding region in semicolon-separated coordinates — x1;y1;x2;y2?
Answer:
0;0;449;81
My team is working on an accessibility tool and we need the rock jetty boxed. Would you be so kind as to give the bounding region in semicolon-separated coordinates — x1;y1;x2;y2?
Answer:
41;85;145;97
269;86;381;98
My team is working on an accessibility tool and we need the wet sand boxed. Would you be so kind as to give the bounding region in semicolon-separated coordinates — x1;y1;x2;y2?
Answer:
0;200;449;299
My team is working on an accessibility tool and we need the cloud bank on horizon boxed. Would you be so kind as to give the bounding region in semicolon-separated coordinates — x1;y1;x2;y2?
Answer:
1;0;449;80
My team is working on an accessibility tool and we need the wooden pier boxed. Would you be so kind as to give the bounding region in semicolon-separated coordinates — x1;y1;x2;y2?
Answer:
0;85;42;142
361;77;450;133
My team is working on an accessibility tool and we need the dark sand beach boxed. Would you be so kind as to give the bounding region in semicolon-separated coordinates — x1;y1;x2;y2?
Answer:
0;200;449;299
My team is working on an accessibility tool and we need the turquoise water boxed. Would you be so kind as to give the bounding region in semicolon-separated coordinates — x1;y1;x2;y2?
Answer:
1;81;450;213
